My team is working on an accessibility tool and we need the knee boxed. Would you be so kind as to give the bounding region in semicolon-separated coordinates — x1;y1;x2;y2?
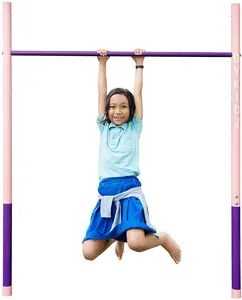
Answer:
83;250;97;261
82;247;97;261
127;239;145;252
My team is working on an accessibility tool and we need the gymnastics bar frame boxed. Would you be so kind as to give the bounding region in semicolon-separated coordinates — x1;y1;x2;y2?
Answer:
2;2;241;298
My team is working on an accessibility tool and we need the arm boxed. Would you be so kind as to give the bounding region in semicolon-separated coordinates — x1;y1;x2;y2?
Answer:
132;49;145;120
97;49;109;117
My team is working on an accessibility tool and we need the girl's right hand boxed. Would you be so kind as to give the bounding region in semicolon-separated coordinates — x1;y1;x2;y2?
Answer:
97;49;110;62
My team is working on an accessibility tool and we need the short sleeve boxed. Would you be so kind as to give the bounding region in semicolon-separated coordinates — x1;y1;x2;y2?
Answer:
131;114;143;135
96;113;106;133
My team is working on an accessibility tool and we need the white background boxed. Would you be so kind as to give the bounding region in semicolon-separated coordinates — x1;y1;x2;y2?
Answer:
0;0;239;299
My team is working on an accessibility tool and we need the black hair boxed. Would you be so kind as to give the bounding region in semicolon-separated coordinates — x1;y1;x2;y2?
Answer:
99;87;136;124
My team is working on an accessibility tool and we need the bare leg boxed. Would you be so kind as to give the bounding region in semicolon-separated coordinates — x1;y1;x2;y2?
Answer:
127;229;181;264
115;241;125;260
82;239;116;260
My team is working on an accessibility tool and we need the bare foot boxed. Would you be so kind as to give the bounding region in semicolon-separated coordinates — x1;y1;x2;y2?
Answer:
115;241;124;260
159;232;181;264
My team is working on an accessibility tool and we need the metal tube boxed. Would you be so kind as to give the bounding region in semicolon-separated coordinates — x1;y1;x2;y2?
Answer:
10;50;232;57
231;3;241;299
2;1;12;297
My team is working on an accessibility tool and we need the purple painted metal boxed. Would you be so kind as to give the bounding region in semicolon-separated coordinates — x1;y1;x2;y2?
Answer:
3;204;12;287
11;50;232;57
232;207;241;290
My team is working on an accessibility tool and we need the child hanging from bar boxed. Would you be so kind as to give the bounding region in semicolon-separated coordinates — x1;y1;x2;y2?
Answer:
82;49;181;264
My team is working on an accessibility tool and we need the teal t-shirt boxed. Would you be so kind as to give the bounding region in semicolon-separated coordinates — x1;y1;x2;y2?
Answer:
97;114;143;182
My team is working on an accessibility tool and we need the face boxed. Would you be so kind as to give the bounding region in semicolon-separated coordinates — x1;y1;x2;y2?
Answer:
108;94;130;125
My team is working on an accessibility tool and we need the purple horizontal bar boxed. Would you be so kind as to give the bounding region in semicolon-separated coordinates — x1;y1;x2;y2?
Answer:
11;50;232;57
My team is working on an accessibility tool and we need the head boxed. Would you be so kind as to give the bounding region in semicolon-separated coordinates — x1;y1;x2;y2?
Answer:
100;88;136;126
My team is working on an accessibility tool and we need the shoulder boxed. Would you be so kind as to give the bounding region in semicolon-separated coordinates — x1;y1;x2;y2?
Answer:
96;113;108;133
132;113;143;123
134;112;143;121
129;114;143;134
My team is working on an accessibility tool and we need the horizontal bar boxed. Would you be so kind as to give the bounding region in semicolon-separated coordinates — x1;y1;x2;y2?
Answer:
10;50;233;57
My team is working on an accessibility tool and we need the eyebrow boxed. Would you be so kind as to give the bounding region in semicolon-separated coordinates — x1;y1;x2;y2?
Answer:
110;102;128;105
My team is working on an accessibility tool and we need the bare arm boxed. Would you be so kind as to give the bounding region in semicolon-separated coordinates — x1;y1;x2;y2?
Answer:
132;49;145;120
133;67;143;120
97;49;109;117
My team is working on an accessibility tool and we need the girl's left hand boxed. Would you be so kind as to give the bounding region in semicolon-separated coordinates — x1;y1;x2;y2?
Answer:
132;48;145;64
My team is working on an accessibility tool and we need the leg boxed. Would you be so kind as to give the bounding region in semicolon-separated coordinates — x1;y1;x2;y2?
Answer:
127;229;181;264
115;241;125;260
82;239;116;261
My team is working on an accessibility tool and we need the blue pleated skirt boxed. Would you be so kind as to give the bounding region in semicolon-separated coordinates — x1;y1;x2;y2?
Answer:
82;175;156;243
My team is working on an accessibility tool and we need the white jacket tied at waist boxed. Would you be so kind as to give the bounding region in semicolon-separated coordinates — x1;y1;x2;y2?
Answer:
97;186;158;236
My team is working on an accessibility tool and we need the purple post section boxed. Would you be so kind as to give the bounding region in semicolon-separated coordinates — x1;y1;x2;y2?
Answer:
232;207;241;290
3;204;12;287
10;50;232;57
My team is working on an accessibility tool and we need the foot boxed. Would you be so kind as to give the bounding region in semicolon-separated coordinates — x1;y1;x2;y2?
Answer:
159;232;181;264
115;241;125;260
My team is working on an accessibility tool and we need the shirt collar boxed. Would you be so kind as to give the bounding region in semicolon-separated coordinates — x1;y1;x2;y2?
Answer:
109;121;128;130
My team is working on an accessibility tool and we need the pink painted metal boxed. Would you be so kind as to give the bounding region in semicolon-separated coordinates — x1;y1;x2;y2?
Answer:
231;3;241;299
2;286;12;296
231;4;240;208
3;1;12;297
3;1;12;205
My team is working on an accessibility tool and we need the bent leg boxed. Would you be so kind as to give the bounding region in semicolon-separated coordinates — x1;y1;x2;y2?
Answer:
127;229;181;264
127;229;160;252
82;239;116;261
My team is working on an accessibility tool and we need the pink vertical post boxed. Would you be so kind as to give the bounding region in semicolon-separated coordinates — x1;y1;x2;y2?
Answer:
2;1;12;297
232;3;241;299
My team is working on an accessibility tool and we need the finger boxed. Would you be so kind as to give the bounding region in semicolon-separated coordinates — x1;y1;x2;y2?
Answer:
135;49;142;55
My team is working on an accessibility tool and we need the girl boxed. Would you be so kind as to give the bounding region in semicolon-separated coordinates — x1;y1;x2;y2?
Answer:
82;49;181;264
